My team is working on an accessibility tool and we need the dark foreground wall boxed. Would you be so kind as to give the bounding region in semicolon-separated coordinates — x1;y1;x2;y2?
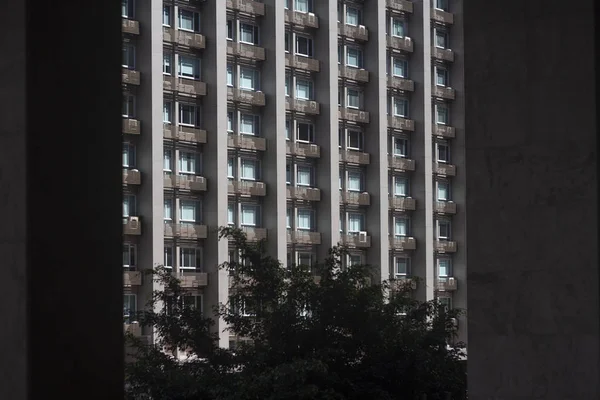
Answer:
0;0;124;399
464;0;599;399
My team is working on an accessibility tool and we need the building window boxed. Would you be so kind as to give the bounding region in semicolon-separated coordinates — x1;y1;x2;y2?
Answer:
123;194;136;217
239;67;259;90
162;6;171;26
392;58;408;78
347;171;362;192
178;56;200;80
346;47;363;68
435;103;449;125
437;220;451;239
435;66;449;87
437;142;450;163
348;254;362;267
394;177;409;197
182;295;203;311
437;181;450;201
180;200;199;223
227;111;234;132
435;0;449;12
164;246;173;269
346;129;362;150
123;244;136;269
438;296;452;311
179;103;199;126
228;203;236;225
164;198;173;220
123;294;137;323
226;64;234;86
296;35;314;57
347;213;364;232
394;217;409;237
122;44;135;69
180;247;201;270
241;204;258;226
297;122;314;142
296;79;313;100
122;94;135;118
438;258;451;278
163;101;172;123
393;97;409;117
163;149;173;171
285;75;290;96
178;9;200;33
297;209;313;230
286;163;291;184
346;89;360;108
295;0;312;12
435;29;448;49
226;20;234;40
393;137;408;157
122;143;135;167
179;151;197;174
240;159;258;180
121;0;134;18
297;165;312;186
297;252;312;267
239;114;259;136
285;119;291;139
345;6;361;26
395;257;409;277
163;53;172;75
284;32;291;52
391;18;406;37
227;157;235;178
240;23;259;45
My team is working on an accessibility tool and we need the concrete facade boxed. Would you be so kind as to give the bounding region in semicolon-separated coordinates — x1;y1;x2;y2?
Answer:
121;0;467;347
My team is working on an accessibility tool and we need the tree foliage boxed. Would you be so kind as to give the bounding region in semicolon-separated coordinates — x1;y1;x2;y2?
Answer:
125;227;466;400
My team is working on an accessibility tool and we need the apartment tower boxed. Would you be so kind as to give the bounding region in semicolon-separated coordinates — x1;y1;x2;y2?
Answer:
121;0;467;349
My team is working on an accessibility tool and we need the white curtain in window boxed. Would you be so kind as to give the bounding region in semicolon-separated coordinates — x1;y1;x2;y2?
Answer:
241;159;256;180
436;105;448;124
179;152;196;173
179;104;197;126
296;80;311;100
392;19;404;37
435;31;446;48
297;210;312;230
228;204;235;225
239;68;256;90
295;0;309;12
122;144;132;167
240;114;257;135
346;48;360;67
394;98;408;117
241;205;256;225
437;182;448;200
348;213;363;232
347;90;359;108
180;248;197;268
179;57;198;79
297;167;311;186
227;112;234;132
179;10;195;31
180;201;197;222
395;258;408;275
438;259;450;277
285;76;290;96
164;150;172;171
164;200;172;220
240;23;256;44
123;197;130;217
347;172;361;191
395;218;408;236
227;65;234;86
163;54;171;74
163;102;172;123
436;68;447;86
393;59;406;77
227;158;234;177
395;178;407;196
394;139;407;156
286;209;291;228
164;248;173;268
346;8;359;25
162;6;170;25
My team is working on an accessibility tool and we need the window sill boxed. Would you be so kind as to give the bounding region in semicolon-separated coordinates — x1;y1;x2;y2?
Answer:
239;41;258;46
178;75;200;81
178;28;199;34
178;123;198;128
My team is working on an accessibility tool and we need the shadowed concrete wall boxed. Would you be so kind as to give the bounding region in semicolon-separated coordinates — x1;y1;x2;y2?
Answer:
464;0;598;398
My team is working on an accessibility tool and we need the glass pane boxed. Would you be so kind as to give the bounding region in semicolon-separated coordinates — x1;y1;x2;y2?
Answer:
241;160;256;179
241;206;256;225
297;210;312;229
240;114;256;135
347;172;361;191
239;68;256;89
180;202;197;221
297;167;311;185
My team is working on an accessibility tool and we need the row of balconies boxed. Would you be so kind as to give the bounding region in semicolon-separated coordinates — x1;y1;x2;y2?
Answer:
163;27;205;49
389;276;459;292
124;270;208;288
164;174;207;191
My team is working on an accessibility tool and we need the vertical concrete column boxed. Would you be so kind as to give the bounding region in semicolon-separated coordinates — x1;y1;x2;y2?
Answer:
410;1;434;302
363;0;390;283
201;1;230;348
261;0;288;266
314;0;340;262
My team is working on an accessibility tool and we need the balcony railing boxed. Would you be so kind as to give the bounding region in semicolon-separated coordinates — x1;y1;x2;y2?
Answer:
433;124;456;138
389;196;417;211
241;226;267;241
338;23;369;41
286;98;320;114
163;28;206;49
284;9;319;28
434;201;457;214
340;149;370;165
388;115;415;131
388;156;416;171
227;87;266;106
285;54;320;72
164;223;208;239
339;107;370;124
433;85;456;100
387;36;414;52
163;76;207;96
226;0;265;16
434;162;457;177
388;76;415;91
121;18;140;35
122;118;140;135
432;46;454;62
122;169;141;185
341;233;371;248
431;8;454;25
389;236;417;250
124;322;141;337
175;175;207;191
435;240;457;253
286;142;320;158
227;42;266;61
179;272;209;288
286;186;321;201
122;69;140;85
163;124;207;143
227;134;267;151
228;180;267;196
287;230;322;245
435;277;458;291
123;271;142;286
390;278;417;291
341;191;370;206
339;66;369;82
123;217;142;235
387;0;414;13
